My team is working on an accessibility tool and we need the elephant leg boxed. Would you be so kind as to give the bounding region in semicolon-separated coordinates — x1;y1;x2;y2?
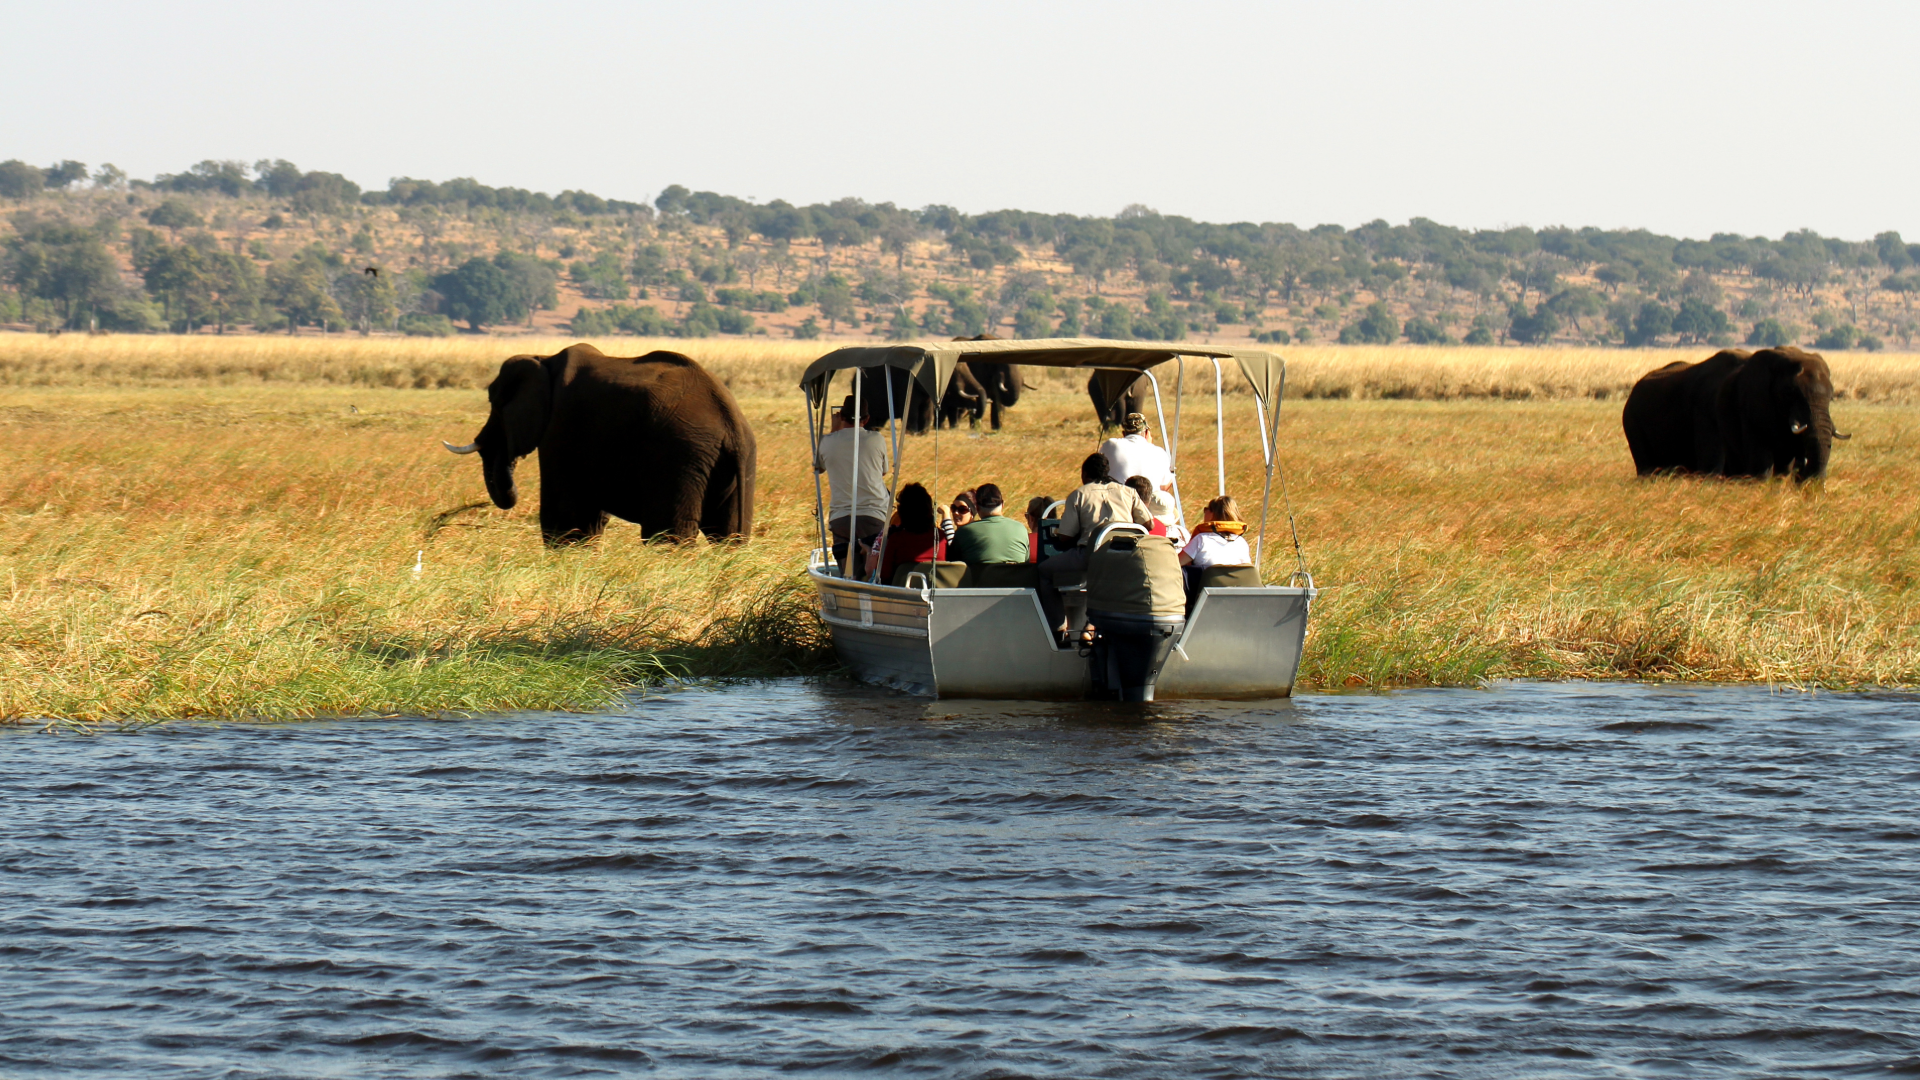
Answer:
700;448;747;540
990;400;1005;431
657;457;715;540
536;458;607;546
540;500;608;546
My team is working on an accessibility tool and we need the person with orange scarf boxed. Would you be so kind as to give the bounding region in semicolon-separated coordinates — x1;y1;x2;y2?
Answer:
1179;495;1251;569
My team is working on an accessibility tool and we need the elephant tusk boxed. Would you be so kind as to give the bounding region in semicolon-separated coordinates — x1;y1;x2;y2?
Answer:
1834;431;1853;440
1789;421;1808;435
443;440;480;454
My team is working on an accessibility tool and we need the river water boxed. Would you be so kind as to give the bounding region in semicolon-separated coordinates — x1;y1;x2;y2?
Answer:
2;681;1916;1078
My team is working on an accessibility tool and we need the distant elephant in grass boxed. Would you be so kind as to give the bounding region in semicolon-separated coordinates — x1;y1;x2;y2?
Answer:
969;361;1024;430
1089;373;1147;432
1621;346;1847;482
443;343;756;545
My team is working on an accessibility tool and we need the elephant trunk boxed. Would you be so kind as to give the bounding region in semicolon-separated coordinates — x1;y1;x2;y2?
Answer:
483;452;519;509
1807;397;1835;479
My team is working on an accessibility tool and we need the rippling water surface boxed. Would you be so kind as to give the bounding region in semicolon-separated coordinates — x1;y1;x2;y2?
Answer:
4;682;1918;1078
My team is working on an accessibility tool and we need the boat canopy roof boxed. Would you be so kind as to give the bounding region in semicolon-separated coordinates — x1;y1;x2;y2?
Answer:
799;337;1286;414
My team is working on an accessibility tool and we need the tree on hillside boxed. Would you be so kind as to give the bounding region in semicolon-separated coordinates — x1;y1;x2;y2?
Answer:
43;161;88;190
1875;231;1909;271
1545;287;1605;334
159;160;253;197
492;251;560;326
1747;318;1791;347
1014;293;1055;338
1506;301;1560;344
1625;300;1675;346
333;269;396;335
1672;296;1730;344
267;252;345;332
3;221;122;328
1403;316;1452;344
1594;263;1636;294
433;257;517;330
1339;301;1399;344
654;184;691;216
0;160;46;199
816;275;855;331
569;250;630;300
146;199;203;240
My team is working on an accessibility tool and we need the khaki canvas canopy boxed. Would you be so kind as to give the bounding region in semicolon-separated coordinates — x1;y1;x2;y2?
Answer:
798;337;1286;417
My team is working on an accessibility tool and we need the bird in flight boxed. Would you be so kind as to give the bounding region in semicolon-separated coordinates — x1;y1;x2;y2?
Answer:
363;266;380;278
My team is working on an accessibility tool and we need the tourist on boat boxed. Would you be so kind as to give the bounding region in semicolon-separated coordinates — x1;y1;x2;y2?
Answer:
949;483;1028;567
1181;494;1251;580
1123;477;1168;537
873;482;947;586
1037;453;1155;638
1181;495;1250;566
1025;494;1055;562
1100;412;1173;494
949;490;978;536
1149;486;1188;546
815;397;888;577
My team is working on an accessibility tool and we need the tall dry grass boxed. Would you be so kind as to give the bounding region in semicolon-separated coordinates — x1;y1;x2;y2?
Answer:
8;333;1920;402
4;356;1919;720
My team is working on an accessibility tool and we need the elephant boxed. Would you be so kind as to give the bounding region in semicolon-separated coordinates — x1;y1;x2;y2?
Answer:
867;353;991;434
969;361;1024;431
1621;346;1846;482
443;343;756;545
928;363;988;430
850;336;1023;434
1088;373;1147;431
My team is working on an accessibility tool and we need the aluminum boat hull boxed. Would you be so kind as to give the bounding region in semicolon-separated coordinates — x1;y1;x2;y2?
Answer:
809;560;1313;700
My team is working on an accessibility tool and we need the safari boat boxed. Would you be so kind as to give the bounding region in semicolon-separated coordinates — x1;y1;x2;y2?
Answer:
801;338;1315;701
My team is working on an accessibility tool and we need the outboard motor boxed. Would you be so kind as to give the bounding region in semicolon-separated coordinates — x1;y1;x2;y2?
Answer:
1083;525;1186;701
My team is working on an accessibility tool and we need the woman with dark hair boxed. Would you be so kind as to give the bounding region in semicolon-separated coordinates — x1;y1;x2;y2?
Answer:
945;489;977;542
873;482;947;585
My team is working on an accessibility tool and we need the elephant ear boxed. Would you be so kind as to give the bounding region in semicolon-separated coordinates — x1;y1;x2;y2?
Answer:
489;356;552;456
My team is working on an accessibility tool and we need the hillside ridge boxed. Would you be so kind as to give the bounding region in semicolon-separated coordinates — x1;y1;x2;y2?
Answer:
2;158;1915;352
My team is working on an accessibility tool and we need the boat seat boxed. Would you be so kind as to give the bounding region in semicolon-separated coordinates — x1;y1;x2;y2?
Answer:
1198;564;1263;590
968;562;1040;590
1188;563;1263;615
894;561;968;589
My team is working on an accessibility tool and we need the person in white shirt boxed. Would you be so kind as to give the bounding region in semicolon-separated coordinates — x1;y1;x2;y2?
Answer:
1099;412;1173;495
1147;487;1189;547
1179;495;1252;568
814;397;889;576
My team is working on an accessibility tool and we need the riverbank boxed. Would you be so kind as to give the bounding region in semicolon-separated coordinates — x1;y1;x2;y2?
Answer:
5;365;1919;720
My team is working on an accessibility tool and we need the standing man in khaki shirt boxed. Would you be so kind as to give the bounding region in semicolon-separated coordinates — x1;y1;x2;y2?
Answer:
1037;452;1154;639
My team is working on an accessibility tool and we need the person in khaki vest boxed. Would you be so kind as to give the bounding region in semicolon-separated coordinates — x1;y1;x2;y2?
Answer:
1037;453;1153;640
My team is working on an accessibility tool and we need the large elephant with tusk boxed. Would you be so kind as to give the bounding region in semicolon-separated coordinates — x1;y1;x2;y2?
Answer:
444;343;756;545
1621;346;1848;482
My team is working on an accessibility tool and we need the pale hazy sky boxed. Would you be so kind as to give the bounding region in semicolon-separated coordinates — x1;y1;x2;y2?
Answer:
6;0;1914;240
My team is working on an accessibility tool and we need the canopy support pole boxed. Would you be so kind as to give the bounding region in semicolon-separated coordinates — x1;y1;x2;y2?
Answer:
1171;355;1184;476
1255;363;1300;580
808;378;829;566
1209;357;1226;498
868;370;903;583
849;369;862;579
1142;369;1184;529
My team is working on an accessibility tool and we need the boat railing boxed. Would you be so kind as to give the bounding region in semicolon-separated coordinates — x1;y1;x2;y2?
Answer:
1090;521;1150;551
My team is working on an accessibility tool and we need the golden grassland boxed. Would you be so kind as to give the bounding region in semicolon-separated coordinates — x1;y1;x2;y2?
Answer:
5;340;1920;721
8;332;1920;403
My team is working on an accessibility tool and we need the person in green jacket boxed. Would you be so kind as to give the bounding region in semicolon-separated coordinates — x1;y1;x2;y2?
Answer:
948;483;1028;566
